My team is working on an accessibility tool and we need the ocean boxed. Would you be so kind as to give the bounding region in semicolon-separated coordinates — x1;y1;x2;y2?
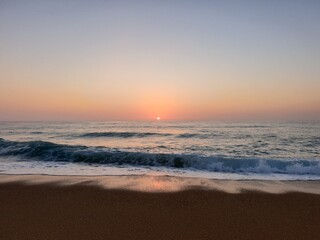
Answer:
0;121;319;180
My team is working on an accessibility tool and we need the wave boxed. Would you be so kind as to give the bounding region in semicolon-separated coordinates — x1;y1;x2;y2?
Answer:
79;132;172;138
176;133;199;138
176;133;223;139
0;138;319;175
79;132;219;139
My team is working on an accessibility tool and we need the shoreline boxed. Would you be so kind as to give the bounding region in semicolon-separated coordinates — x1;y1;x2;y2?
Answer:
1;174;320;194
1;178;320;240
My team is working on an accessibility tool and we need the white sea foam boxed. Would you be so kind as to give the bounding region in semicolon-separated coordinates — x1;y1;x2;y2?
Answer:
0;121;319;180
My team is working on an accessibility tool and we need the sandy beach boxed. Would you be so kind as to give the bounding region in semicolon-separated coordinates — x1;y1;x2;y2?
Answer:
1;175;320;240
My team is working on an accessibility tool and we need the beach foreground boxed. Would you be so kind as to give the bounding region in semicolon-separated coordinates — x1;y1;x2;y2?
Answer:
1;176;320;240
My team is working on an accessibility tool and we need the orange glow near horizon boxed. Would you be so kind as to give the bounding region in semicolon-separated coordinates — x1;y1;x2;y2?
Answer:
0;1;320;121
1;80;320;121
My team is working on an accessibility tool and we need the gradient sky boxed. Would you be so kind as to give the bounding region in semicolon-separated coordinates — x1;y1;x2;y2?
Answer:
0;0;319;121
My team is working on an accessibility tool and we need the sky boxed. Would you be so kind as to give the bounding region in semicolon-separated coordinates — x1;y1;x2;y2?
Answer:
0;0;319;121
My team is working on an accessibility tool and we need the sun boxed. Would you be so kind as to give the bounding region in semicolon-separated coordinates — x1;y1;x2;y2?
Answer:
157;117;160;120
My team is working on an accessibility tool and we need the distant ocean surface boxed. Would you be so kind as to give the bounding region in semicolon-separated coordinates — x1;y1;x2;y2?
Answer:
0;121;319;180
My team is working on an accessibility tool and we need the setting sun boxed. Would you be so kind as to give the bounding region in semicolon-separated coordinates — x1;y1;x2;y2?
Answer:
157;117;160;120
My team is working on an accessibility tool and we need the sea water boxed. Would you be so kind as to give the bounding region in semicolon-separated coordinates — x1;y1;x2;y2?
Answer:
0;121;319;180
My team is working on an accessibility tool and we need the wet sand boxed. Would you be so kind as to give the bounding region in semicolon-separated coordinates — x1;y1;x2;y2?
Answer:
1;178;320;240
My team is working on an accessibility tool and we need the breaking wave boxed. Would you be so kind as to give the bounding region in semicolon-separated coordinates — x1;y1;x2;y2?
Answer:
0;138;319;175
